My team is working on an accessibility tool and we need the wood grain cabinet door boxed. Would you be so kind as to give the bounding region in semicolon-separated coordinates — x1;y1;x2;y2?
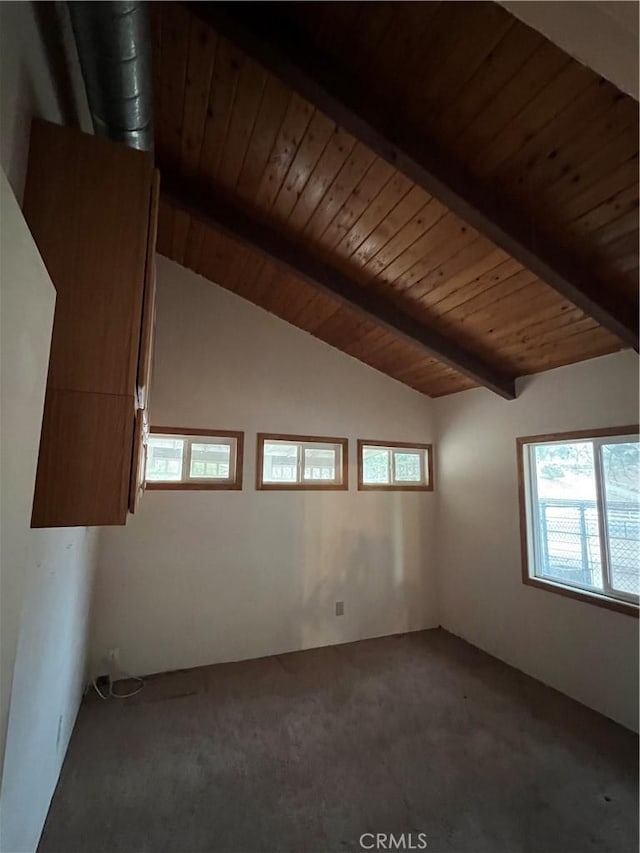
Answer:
23;120;154;398
31;390;134;528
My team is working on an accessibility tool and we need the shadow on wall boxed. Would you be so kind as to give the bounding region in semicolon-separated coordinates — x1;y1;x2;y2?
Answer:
91;487;435;677
32;3;82;128
1;2;84;199
296;509;429;652
1;54;36;196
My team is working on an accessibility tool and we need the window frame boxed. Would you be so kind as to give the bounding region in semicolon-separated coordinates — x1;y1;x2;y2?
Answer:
357;440;433;491
256;433;349;491
145;426;244;490
516;426;639;618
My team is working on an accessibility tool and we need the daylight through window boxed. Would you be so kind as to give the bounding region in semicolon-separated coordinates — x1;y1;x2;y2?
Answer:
518;428;639;614
145;429;243;489
257;434;348;490
358;441;432;490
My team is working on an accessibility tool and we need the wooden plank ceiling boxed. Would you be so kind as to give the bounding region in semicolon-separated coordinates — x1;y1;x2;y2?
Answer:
152;1;638;397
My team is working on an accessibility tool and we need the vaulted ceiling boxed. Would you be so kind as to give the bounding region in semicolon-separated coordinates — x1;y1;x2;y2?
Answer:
152;1;639;398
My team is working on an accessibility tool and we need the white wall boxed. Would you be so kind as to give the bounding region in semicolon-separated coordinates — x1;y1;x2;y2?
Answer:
0;5;98;852
0;524;97;853
434;351;639;732
0;169;55;779
0;1;90;202
0;169;99;853
91;258;437;677
500;1;639;100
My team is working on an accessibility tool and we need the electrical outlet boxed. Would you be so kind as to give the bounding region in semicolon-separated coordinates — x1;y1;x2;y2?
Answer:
335;600;344;616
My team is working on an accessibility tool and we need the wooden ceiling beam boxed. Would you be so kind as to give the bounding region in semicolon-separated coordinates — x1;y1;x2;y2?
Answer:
183;1;639;352
160;168;517;399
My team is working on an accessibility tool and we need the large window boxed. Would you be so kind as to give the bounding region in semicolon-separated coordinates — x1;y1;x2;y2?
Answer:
257;434;348;490
358;440;432;491
517;427;639;616
145;428;243;490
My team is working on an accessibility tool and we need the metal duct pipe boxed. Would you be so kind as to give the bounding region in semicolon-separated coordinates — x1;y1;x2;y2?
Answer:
68;1;153;151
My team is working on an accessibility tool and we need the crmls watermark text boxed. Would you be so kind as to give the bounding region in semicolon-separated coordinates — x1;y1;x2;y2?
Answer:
359;833;428;850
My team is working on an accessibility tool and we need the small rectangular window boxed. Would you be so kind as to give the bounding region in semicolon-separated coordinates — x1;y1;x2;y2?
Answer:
146;428;243;490
257;434;348;490
358;440;433;491
517;427;639;616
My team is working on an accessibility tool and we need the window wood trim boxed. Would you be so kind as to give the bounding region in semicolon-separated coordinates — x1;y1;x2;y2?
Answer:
357;440;433;491
146;426;244;490
516;425;639;618
256;432;348;491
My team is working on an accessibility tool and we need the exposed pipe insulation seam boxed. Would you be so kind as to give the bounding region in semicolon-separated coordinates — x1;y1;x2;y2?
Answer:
68;0;154;152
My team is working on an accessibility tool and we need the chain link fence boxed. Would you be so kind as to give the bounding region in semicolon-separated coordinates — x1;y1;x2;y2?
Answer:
539;498;639;595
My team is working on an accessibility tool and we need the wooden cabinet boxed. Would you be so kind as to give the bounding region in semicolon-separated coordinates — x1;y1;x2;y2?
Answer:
24;120;158;527
33;390;135;527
